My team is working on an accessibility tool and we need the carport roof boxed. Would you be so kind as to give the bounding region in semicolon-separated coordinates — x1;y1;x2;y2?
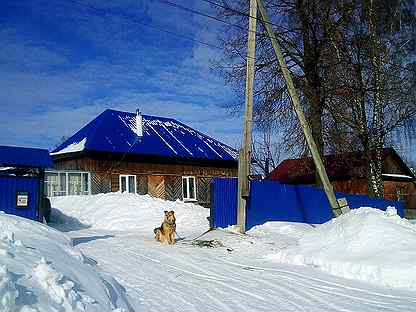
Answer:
0;145;53;169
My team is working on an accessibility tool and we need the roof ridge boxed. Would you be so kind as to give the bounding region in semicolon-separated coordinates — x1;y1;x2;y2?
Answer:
109;109;237;152
105;108;177;122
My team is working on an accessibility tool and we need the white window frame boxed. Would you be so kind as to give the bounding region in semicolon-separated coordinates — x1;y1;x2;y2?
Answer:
182;176;197;201
45;170;91;197
119;175;137;194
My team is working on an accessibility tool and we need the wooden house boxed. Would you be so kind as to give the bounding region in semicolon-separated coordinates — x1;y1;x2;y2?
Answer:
267;148;416;213
47;109;238;207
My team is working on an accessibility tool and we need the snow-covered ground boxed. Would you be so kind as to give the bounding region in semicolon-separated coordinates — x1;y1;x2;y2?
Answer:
0;211;134;312
266;207;416;290
48;193;416;312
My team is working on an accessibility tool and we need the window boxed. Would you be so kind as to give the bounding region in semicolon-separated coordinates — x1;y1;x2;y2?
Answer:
182;176;196;201
119;175;136;194
396;186;407;201
68;173;82;195
45;171;91;196
45;172;58;197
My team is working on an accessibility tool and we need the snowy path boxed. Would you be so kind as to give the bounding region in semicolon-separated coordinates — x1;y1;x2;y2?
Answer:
55;227;416;312
49;194;416;312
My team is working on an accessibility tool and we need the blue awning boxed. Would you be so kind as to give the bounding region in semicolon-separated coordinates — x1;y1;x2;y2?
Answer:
0;146;53;169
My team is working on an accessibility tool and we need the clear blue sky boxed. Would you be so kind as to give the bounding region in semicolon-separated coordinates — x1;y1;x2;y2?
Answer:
1;0;414;167
0;0;243;150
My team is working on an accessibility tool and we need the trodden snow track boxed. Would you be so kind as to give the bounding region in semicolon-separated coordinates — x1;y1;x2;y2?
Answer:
54;228;416;312
50;194;416;312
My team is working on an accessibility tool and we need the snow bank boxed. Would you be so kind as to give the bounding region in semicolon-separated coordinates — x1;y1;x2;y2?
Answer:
50;193;209;236
0;212;134;311
267;207;416;290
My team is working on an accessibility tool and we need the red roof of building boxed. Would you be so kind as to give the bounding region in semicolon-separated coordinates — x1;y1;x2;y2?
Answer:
268;148;414;184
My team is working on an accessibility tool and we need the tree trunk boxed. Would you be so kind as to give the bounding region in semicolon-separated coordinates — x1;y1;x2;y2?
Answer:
367;0;384;198
367;150;384;198
297;0;325;187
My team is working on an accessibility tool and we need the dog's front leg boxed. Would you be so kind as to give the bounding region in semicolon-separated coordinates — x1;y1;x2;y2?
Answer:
169;232;176;245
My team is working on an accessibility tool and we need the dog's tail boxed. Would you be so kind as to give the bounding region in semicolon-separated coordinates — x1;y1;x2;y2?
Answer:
153;227;160;234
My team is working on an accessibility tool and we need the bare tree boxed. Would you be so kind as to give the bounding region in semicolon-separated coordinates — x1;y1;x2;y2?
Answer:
214;0;341;160
214;0;416;197
323;0;416;197
251;122;281;176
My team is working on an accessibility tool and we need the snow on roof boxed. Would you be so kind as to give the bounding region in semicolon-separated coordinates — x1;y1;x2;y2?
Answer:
50;138;87;156
382;173;415;180
51;109;238;162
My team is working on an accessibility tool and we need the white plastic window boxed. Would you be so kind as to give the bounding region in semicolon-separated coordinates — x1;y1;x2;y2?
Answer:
182;176;196;201
44;171;90;196
120;175;137;194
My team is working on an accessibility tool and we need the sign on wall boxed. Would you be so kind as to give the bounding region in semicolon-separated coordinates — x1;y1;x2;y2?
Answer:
16;191;29;208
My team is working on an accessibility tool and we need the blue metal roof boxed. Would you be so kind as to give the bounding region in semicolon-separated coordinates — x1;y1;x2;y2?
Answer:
0;146;53;168
51;109;238;162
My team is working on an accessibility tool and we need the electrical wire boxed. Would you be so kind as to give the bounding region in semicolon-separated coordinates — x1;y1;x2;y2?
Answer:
66;0;223;50
198;0;289;31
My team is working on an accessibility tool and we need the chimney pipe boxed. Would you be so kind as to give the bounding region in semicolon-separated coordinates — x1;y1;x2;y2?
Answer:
136;109;143;137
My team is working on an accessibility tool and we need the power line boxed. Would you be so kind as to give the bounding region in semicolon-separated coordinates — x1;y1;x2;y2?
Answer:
157;0;247;31
198;0;289;31
155;0;294;59
66;0;223;50
197;0;415;73
157;0;290;37
65;0;268;62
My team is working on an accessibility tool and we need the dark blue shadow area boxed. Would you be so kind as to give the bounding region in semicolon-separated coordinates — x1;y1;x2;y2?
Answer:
49;208;91;232
72;235;114;246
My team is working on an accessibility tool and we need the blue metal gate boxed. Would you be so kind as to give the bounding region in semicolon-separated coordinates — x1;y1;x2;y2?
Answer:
0;176;40;220
211;178;238;228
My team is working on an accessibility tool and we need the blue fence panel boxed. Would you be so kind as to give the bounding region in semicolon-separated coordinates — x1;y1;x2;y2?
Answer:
246;181;334;229
342;193;405;217
247;181;304;227
0;176;39;220
292;184;335;224
212;178;406;229
212;178;238;228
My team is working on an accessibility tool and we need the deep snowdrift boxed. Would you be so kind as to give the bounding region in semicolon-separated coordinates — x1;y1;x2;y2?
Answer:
267;207;416;290
51;192;209;236
50;193;416;294
0;212;133;312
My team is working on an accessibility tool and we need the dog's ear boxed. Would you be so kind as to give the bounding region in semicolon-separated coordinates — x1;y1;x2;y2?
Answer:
170;210;175;214
164;210;168;215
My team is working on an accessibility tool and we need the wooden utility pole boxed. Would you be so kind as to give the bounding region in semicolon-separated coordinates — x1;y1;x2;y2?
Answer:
256;0;340;215
237;0;257;233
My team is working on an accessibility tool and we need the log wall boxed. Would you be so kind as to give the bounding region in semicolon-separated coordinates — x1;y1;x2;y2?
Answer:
53;156;237;207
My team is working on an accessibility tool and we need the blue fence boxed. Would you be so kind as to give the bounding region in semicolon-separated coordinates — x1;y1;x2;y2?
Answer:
212;178;405;230
0;176;40;221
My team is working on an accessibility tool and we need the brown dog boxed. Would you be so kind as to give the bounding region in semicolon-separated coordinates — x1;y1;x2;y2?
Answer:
154;211;176;245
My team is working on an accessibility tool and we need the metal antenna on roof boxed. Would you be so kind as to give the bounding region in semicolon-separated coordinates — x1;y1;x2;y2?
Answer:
136;109;143;138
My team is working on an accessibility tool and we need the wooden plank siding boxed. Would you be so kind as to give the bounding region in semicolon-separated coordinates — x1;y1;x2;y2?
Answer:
110;174;120;193
137;176;148;195
148;176;165;199
53;156;237;207
165;176;182;201
53;157;237;177
91;172;111;194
